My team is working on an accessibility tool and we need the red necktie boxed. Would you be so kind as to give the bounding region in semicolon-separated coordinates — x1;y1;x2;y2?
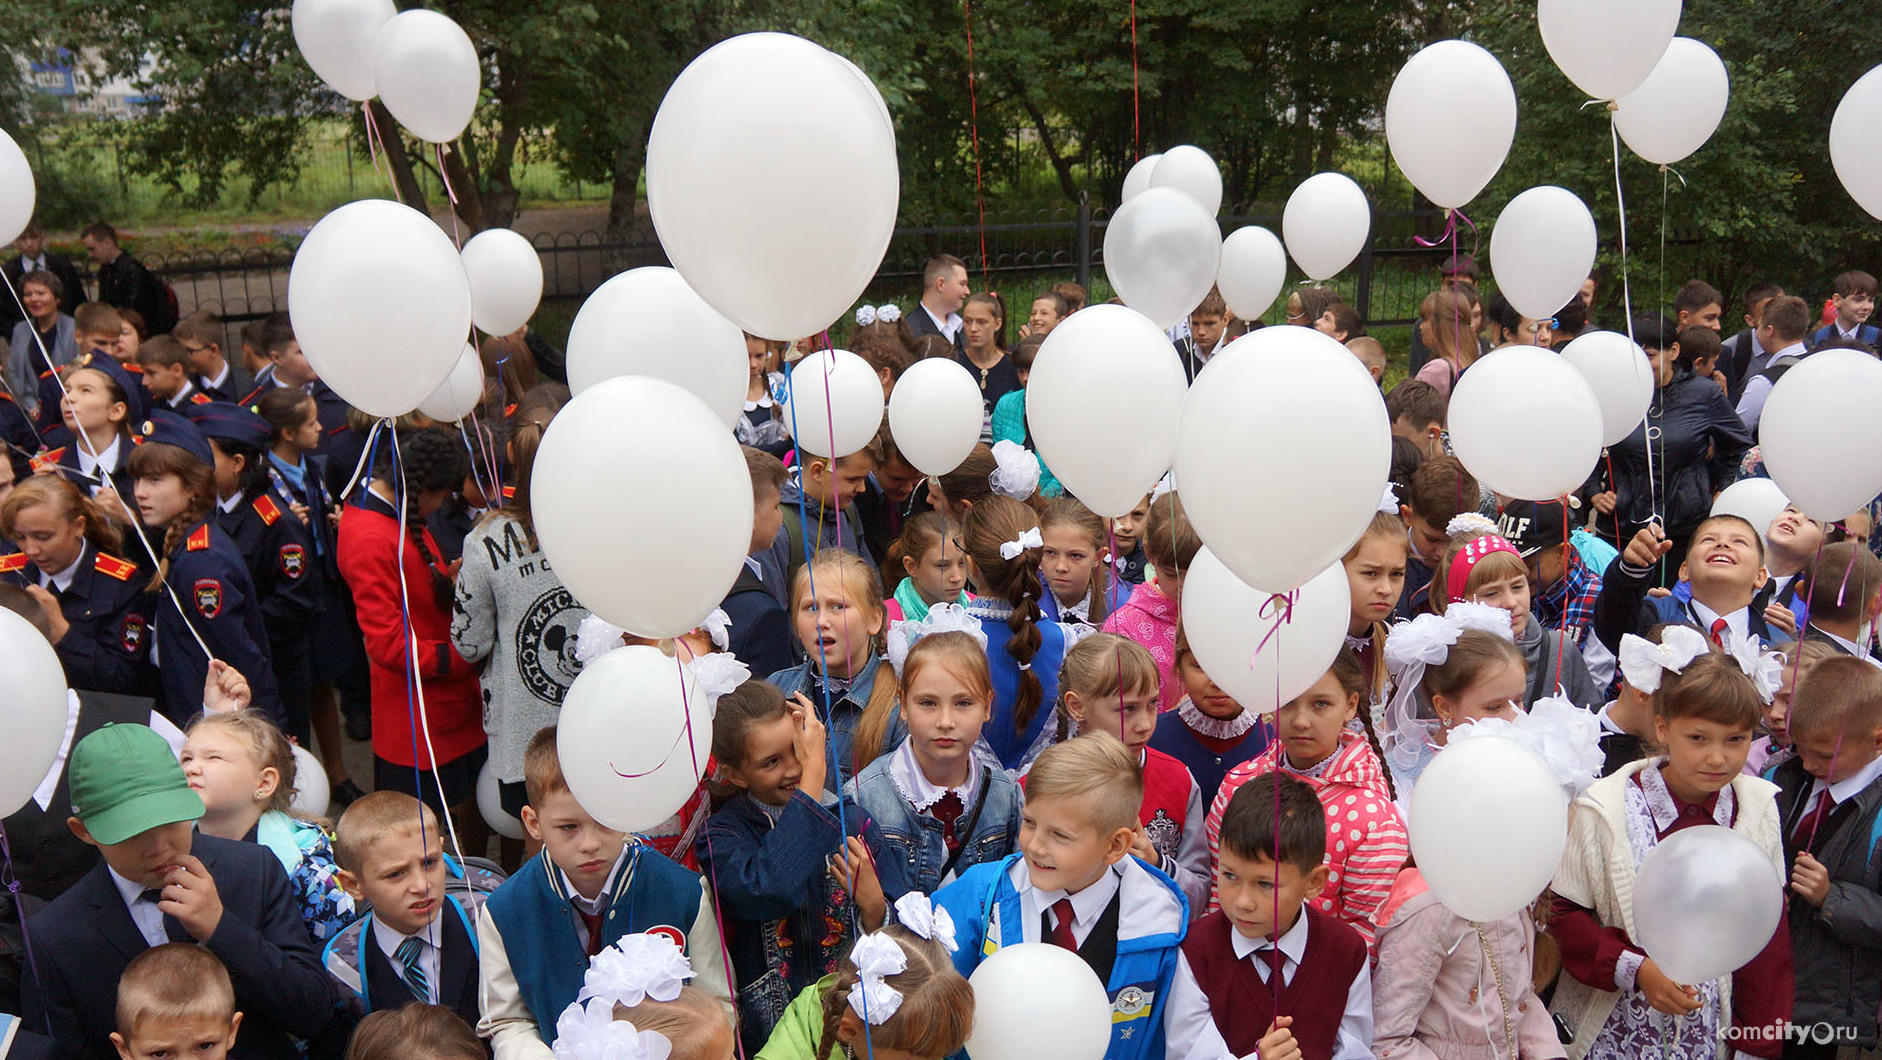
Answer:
581;910;606;956
1048;898;1077;952
1709;617;1729;648
1794;790;1833;848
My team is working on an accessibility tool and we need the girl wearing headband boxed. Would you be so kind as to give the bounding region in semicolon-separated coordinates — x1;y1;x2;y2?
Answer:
1435;517;1603;710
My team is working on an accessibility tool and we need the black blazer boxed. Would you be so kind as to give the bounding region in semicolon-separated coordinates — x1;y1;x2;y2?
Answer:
22;833;336;1060
906;303;966;354
359;905;479;1030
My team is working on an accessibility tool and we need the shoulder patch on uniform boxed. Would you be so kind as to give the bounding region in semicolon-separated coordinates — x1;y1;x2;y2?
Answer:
186;524;212;551
192;578;223;618
31;447;65;472
253;493;282;526
279;543;306;578
189;392;211;405
120;614;148;654
94;553;138;581
0;553;26;574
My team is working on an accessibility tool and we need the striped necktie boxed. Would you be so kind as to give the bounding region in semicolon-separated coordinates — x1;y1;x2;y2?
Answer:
394;935;430;1002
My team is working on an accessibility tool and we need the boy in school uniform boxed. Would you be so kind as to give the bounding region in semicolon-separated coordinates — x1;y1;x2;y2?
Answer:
1166;772;1372;1060
1724;282;1785;402
1807;270;1880;350
133;335;211;411
1397;456;1481;620
478;726;731;1060
719;446;794;677
1799;543;1882;664
934;733;1191;1060
1768;657;1882;1058
758;432;883;590
323;792;502;1029
1595;515;1774;656
23;724;335;1060
109;945;243;1060
174;311;252;403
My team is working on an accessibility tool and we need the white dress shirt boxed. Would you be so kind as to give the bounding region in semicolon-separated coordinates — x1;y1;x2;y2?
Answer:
1804;752;1882;809
40;543;86;594
1735;341;1807;429
1019;862;1120;949
76;436;122;482
109;866;170;947
560;847;631;949
371;914;443;1003
205;361;232;392
1688;598;1751;647
921;304;963;344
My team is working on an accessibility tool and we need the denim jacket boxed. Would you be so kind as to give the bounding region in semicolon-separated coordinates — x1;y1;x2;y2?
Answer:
844;743;1022;895
766;654;906;783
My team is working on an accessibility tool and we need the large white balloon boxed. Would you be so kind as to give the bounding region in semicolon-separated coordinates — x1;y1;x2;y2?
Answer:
1120;154;1163;203
1102;187;1222;330
1489;186;1598;322
0;127;35;249
1633;825;1783;985
460;228;543;337
1181;554;1351;714
1536;0;1682;101
781;349;886;461
1758;349;1882;522
1282;173;1371;281
1410;735;1568;921
291;0;396;102
287;198;471;419
558;646;713;835
1385;41;1517;210
1028;304;1189;517
1448;346;1604;501
1150;145;1224;217
1614;38;1730;167
1560;331;1653;447
417;344;484;423
565;267;748;428
1831;65;1882;221
887;358;983;476
532;376;753;637
648;34;898;340
288;746;330;819
1712;478;1790;547
1216;226;1288;322
476;761;526;840
965;944;1112;1060
0;608;73;817
1176;327;1390;591
372;9;480;144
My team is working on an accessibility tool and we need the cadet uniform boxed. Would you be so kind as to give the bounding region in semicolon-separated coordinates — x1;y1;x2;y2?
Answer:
0;545;153;695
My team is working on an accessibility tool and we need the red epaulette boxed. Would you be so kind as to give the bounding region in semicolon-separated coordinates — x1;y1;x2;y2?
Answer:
504;403;518;418
0;553;26;574
94;553;138;582
0;390;14;405
37;368;53;380
123;362;145;376
186;524;211;551
253;493;282;526
30;447;65;472
189;392;211;405
501;485;516;501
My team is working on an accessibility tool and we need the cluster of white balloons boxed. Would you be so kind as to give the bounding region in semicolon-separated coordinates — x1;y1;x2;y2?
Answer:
291;0;480;145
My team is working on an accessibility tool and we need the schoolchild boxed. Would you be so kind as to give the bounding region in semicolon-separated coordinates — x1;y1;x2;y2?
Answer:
109;945;243;1060
1435;519;1604;708
1148;625;1271;801
1344;501;1410;713
1101;490;1196;713
34;351;145;504
719;446;795;677
1105;491;1152;588
1036;496;1125;633
880;510;969;624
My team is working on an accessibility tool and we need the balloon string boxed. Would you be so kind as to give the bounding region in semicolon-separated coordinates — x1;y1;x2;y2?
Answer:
437;144;463;250
1412;207;1477;249
0;823;51;1038
961;0;989;285
362;101;400;205
1254;591;1299;659
1609;114;1637;341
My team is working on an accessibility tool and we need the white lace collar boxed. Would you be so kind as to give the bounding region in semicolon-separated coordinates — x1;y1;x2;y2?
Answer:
887;738;980;812
1636;760;1735;835
1176;697;1259;740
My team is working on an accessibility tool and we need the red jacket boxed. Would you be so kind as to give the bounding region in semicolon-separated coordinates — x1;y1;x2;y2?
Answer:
336;493;484;768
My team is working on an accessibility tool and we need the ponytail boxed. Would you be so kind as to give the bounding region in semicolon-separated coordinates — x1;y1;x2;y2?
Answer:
0;475;126;558
963;496;1049;738
1328;648;1396;800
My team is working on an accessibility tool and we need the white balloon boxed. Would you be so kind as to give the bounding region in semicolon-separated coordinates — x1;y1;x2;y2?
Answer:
1536;0;1682;101
1614;38;1730;167
648;34;898;340
372;9;480;144
1409;734;1568;922
1181;555;1352;714
0;127;35;249
1489;186;1597;322
1448;346;1604;501
1176;327;1390;591
1385;41;1517;210
460;228;543;337
1758;349;1882;522
1028;304;1189;517
1282;173;1371;281
1711;478;1790;548
1150;145;1224;217
558;646;713;835
417;344;485;423
287;198;471;419
0;608;74;817
1633;825;1783;985
887;358;983;477
1103;187;1222;330
476;760;526;840
288;746;330;819
291;0;396;102
781;349;888;461
1560;331;1653;446
1831;65;1882;221
1120;154;1163;203
965;944;1112;1060
565;267;749;428
828;52;893;139
1216;226;1288;322
532;376;754;637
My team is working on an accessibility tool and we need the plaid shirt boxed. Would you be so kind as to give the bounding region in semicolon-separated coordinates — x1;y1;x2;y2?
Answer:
1537;548;1601;648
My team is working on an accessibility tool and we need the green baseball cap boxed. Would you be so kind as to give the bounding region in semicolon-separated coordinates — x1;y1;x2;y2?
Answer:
69;724;204;845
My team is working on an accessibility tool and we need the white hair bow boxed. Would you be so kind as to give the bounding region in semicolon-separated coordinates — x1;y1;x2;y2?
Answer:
684;652;751;715
553;998;673;1060
1446;512;1499;539
699;609;732;651
1379;484;1400;515
885;602;988;679
1378;602;1515;773
999;526;1044;561
855;305;879;327
1617;626;1710;695
877;304;902;323
1725;629;1785;704
579;933;696;1009
988;439;1041;500
1447;694;1605;798
847;933;909;1025
893;892;958;952
575;614;629;665
855;304;902;327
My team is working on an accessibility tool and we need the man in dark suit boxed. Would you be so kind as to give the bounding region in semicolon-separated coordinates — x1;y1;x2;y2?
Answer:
906;253;970;355
1;222;86;336
79;223;173;335
22;724;335;1060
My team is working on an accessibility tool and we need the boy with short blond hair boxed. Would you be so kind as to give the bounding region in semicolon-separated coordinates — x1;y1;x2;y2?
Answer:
935;733;1192;1060
479;726;731;1060
1346;335;1387;385
111;944;242;1060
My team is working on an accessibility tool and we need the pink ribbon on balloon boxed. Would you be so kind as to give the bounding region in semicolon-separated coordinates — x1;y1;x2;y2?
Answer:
1413;207;1478;250
1253;590;1300;661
